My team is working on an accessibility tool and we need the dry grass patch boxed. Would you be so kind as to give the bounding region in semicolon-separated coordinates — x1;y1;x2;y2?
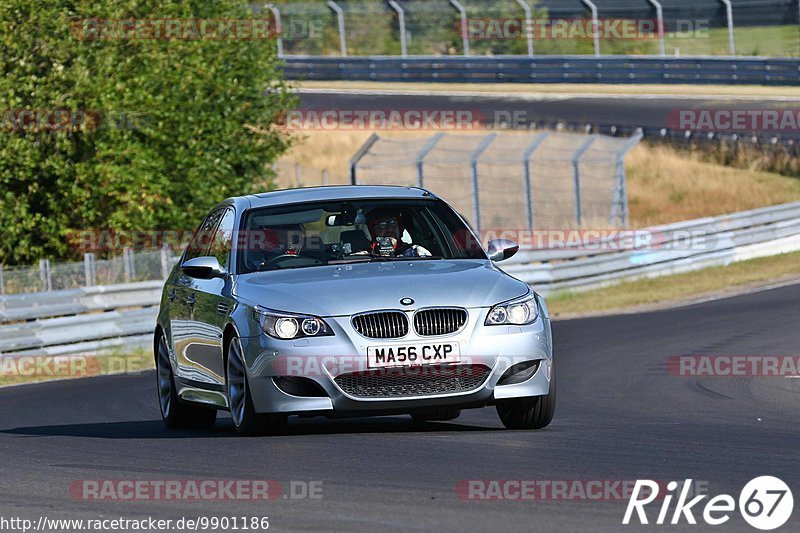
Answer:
297;81;800;99
547;251;800;318
626;144;800;227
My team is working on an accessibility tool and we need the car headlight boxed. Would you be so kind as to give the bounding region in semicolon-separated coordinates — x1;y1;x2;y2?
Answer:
485;293;539;326
254;307;334;340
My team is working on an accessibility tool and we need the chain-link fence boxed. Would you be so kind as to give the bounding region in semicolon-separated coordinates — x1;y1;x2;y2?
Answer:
349;131;641;230
0;249;179;295
269;0;800;58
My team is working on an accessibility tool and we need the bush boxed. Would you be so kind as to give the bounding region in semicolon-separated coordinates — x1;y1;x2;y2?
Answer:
0;0;295;265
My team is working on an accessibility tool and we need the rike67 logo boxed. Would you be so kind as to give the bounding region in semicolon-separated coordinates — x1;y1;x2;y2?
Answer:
623;477;793;530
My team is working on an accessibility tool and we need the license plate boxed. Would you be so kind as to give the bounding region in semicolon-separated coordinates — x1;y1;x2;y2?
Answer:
367;343;461;369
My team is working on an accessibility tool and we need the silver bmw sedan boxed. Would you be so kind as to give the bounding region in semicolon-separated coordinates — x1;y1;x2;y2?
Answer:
155;186;554;436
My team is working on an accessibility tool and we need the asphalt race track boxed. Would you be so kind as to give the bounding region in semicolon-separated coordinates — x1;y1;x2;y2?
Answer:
298;90;800;139
1;284;798;532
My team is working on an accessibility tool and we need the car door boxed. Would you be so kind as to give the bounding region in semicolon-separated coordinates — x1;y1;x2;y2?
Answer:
183;207;236;386
172;208;225;384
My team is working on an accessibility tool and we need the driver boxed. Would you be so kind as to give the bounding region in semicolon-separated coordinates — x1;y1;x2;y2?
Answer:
255;223;305;268
366;208;432;258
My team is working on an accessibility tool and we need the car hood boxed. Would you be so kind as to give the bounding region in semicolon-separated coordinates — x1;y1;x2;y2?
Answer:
234;260;529;317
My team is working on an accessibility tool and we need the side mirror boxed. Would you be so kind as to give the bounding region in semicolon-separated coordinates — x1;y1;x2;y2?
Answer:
181;256;226;279
487;239;520;262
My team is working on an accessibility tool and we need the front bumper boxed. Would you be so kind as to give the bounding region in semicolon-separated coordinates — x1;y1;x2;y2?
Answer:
240;307;553;415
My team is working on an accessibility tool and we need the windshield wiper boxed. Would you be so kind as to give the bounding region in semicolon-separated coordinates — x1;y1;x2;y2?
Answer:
387;255;443;261
328;256;379;265
328;254;442;265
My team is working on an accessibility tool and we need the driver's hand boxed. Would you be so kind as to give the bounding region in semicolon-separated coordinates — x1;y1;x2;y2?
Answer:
401;245;432;258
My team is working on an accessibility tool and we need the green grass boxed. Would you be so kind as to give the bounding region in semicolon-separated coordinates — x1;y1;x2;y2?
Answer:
663;25;800;57
547;250;800;318
293;23;799;59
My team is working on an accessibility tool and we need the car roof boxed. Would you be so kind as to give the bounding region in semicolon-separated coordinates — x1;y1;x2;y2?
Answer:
242;185;436;209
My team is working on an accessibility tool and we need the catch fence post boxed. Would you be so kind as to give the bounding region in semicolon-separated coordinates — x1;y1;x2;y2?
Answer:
415;133;445;188
84;253;96;287
328;1;348;57
39;259;52;291
469;133;498;233
521;132;549;230
572;136;598;226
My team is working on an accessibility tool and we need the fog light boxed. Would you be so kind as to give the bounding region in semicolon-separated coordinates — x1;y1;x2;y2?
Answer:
273;376;328;398
497;360;540;385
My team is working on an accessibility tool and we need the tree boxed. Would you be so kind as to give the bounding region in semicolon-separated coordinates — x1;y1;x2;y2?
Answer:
0;0;295;265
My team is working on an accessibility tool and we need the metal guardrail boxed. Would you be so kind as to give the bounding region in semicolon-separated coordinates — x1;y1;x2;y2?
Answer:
283;56;800;85
504;201;800;294
0;281;162;356
2;201;800;355
0;308;158;355
514;201;800;263
0;281;163;323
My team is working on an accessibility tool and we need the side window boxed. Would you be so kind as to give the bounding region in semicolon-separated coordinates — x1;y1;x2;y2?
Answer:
184;209;225;262
209;209;236;269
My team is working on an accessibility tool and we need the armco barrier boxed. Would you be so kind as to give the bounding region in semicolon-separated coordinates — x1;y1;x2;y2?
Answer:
0;280;163;323
2;201;800;356
283;56;800;85
0;308;157;354
504;201;800;294
0;282;162;356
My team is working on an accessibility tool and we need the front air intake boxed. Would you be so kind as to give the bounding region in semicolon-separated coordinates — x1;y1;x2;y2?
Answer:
413;308;467;336
352;311;409;339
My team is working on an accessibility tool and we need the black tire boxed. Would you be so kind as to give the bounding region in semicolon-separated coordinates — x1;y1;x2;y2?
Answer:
226;336;287;437
410;409;461;422
496;363;556;430
156;333;217;429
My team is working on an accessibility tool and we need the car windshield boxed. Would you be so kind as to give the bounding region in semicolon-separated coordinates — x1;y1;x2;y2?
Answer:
237;198;486;273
